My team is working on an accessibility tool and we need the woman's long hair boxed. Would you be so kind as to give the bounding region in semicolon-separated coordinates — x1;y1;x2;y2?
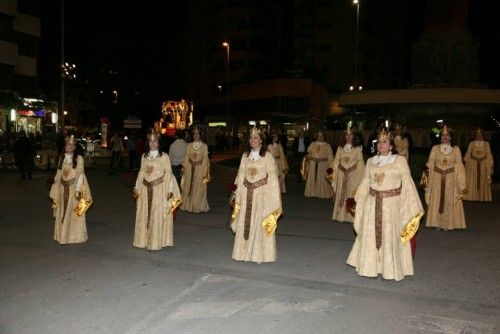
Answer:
246;130;267;157
57;151;81;170
143;136;163;158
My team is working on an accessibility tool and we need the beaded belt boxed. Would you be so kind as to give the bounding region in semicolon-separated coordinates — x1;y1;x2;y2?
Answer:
142;175;164;228
188;159;203;196
309;157;327;183
242;175;268;240
60;178;75;222
434;166;455;214
369;184;402;249
471;155;486;191
338;163;358;209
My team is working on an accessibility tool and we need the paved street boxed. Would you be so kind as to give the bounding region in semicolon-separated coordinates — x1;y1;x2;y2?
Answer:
1;160;499;334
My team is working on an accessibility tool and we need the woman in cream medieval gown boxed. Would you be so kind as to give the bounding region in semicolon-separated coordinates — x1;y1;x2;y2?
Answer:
331;126;365;223
50;135;92;244
424;125;467;230
230;128;282;263
133;130;181;251
347;129;423;281
304;131;333;198
463;128;493;202
267;132;288;193
180;127;210;212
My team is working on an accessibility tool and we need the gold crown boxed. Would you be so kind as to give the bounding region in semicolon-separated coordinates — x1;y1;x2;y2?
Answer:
346;121;353;134
65;135;77;144
250;126;261;136
377;127;392;141
440;125;450;136
475;127;483;135
147;129;161;141
394;123;402;130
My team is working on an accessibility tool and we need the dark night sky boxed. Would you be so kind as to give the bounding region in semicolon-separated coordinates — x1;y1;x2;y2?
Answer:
40;1;185;104
39;0;500;101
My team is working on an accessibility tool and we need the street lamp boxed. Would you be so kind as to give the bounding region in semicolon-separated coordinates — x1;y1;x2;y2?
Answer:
353;0;360;80
222;42;230;129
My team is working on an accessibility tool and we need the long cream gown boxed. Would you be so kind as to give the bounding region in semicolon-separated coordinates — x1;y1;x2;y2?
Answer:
331;145;365;222
133;152;181;250
425;145;466;230
463;141;493;202
231;151;282;263
267;142;288;193
180;141;210;212
347;154;423;281
50;154;92;244
304;141;333;198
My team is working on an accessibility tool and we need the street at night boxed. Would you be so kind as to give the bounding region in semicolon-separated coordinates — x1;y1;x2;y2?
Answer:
2;0;500;333
0;161;499;333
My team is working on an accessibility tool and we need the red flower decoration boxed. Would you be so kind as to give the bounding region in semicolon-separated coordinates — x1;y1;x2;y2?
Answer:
345;197;356;217
326;167;333;174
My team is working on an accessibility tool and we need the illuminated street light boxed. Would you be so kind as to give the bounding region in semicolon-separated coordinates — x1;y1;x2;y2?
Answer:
222;42;230;128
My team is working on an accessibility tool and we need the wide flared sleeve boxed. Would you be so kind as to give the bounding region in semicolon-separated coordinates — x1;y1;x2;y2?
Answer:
134;155;146;191
353;159;371;234
424;146;437;204
397;157;424;244
261;153;283;235
49;168;61;210
454;147;466;195
202;144;211;183
75;155;84;192
230;154;247;226
280;144;288;173
164;155;182;214
331;147;341;192
234;154;246;203
353;147;366;196
486;142;494;178
53;162;62;183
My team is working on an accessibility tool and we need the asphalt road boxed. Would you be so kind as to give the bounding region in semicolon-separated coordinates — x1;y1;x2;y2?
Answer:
1;161;499;334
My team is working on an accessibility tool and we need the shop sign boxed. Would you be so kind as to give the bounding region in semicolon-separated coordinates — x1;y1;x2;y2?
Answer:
17;109;46;118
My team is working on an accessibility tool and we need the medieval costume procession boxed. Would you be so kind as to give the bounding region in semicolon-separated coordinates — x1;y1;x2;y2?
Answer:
133;130;181;251
43;119;496;280
4;2;500;332
346;128;423;281
330;123;365;223
50;135;92;244
230;127;282;263
423;125;467;231
180;127;210;213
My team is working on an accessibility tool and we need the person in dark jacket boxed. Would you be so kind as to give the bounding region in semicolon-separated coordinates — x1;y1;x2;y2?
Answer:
14;131;35;179
292;129;310;182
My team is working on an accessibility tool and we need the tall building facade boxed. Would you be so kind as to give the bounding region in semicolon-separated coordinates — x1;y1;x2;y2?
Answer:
0;0;41;96
185;0;331;127
293;0;356;93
